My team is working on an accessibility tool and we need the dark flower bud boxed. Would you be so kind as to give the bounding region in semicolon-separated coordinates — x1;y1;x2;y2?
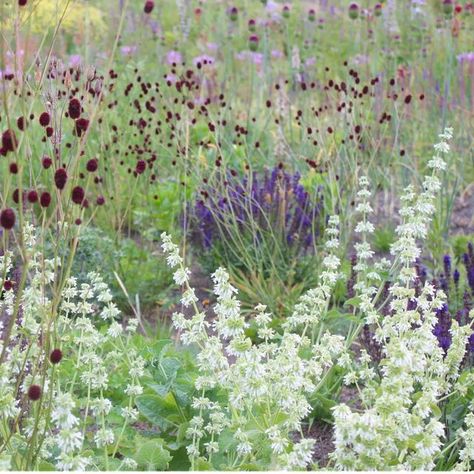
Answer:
229;6;238;21
2;129;18;153
42;156;52;169
12;189;20;204
68;98;81;119
442;0;454;15
135;160;146;174
50;348;63;364
75;118;89;137
374;3;382;16
308;8;316;21
144;0;154;13
86;158;98;172
348;2;359;19
39;112;50;127
54;168;68;190
28;385;41;401
248;19;256;32
0;208;16;230
17;116;26;131
27;190;38;203
249;35;259;52
71;186;85;205
96;195;105;206
282;5;290;18
40;192;52;208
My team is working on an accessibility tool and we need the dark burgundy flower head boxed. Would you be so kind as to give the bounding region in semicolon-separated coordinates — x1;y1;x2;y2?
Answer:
9;163;18;174
68;98;81;119
135;160;147;174
308;8;316;21
96;195;105;206
282;5;290;18
229;6;238;20
12;189;21;204
443;0;454;14
71;186;85;205
2;129;18;153
17;116;26;131
0;208;16;230
40;192;51;208
374;3;382;16
28;385;41;401
54;168;68;190
249;35;259;52
39;112;51;127
27;190;38;203
75;118;89;137
42;156;53;169
50;348;63;364
86;158;98;172
3;280;13;291
348;2;359;19
144;0;154;13
248;19;256;31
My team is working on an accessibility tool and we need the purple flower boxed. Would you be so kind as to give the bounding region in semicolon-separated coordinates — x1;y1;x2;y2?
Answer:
68;55;82;67
457;52;474;64
120;45;137;56
190;166;324;255
166;50;182;65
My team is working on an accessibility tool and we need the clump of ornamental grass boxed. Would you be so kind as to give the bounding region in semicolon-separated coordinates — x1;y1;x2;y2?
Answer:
161;214;348;470
0;224;150;471
331;128;474;470
190;165;325;319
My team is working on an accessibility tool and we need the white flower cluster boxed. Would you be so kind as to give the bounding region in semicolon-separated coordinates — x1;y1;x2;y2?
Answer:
331;129;470;470
52;393;89;471
162;218;346;470
283;216;341;330
0;224;144;471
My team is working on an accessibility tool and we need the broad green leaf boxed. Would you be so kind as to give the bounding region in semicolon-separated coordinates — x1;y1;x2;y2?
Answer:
134;439;172;471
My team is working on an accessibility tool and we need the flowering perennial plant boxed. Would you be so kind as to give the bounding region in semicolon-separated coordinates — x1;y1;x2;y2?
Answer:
192;166;324;253
0;225;145;471
161;215;346;470
332;128;474;470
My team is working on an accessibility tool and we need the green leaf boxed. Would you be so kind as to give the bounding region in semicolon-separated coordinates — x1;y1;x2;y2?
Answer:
194;457;213;471
343;296;362;308
134;439;172;471
136;394;177;429
37;460;55;471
